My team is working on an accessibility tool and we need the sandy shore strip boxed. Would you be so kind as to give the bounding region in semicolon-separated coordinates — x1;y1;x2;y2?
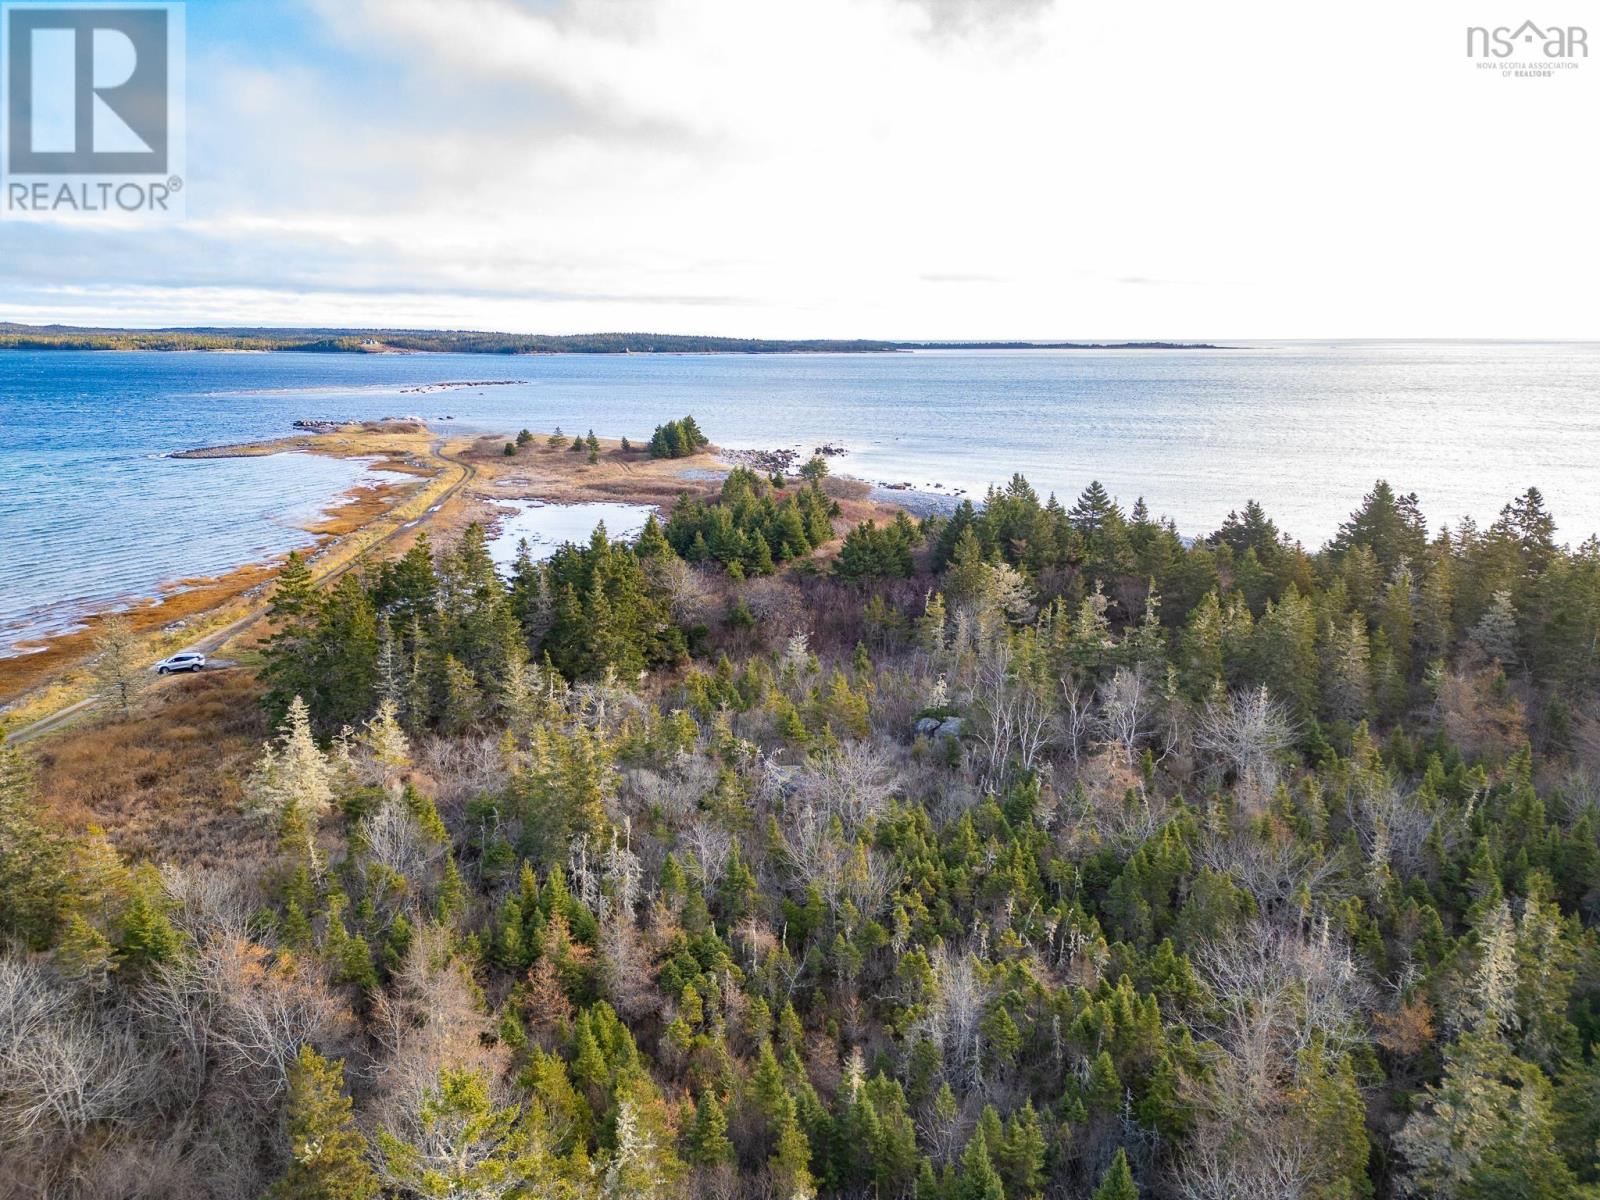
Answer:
1;422;462;724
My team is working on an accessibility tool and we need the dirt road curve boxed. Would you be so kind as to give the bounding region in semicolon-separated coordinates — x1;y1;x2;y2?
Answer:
5;440;475;747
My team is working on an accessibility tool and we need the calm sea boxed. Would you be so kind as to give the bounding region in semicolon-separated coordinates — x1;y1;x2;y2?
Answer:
2;341;1597;658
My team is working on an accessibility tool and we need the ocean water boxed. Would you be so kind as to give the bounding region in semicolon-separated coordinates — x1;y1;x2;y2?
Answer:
2;342;1598;658
486;501;656;569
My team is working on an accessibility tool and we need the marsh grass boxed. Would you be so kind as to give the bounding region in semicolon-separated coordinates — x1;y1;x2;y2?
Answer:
31;670;273;868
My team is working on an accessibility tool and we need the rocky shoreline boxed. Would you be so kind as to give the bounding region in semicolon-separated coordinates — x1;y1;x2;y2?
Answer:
718;442;963;518
399;380;524;394
168;440;307;460
169;418;430;459
719;446;800;473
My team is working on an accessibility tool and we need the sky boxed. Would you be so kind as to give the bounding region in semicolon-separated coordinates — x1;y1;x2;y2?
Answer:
1;0;1596;338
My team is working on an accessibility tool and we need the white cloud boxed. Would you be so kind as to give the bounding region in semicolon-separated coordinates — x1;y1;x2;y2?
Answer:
2;0;1595;336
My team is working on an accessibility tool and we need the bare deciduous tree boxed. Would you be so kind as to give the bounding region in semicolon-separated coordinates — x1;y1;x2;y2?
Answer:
968;641;1054;787
909;948;992;1090
651;556;717;626
134;933;355;1109
1058;679;1095;767
680;820;733;893
794;741;903;832
1346;782;1451;875
1174;920;1374;1200
417;734;510;818
1193;685;1297;814
0;957;150;1151
741;577;805;629
573;669;647;733
1094;667;1158;766
358;796;445;913
1195;834;1347;917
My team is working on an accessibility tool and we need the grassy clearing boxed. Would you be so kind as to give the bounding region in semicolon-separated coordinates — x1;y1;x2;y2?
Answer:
29;669;271;867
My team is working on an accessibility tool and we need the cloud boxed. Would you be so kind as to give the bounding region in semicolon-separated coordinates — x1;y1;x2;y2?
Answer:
901;0;1053;36
0;0;1595;337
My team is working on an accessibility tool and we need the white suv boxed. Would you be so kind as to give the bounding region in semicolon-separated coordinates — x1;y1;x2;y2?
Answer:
155;652;206;675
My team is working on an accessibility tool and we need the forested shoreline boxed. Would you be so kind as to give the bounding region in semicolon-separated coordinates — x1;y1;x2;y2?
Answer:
0;324;1216;355
5;446;1600;1199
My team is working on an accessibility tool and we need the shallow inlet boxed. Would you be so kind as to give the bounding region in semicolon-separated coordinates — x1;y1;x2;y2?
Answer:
486;500;656;570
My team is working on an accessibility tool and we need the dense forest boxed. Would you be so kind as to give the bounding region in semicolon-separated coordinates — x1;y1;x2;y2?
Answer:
0;323;1217;356
6;451;1600;1199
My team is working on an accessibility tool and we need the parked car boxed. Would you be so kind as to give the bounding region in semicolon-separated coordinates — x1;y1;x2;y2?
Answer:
155;652;206;675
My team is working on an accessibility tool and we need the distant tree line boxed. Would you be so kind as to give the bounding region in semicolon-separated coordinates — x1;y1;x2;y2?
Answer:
0;323;1221;355
0;324;906;355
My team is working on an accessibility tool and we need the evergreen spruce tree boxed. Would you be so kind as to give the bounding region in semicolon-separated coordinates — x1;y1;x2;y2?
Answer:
634;514;672;560
945;527;990;610
377;1067;554;1196
997;1102;1046;1198
316;574;380;730
1397;1027;1579;1199
680;415;708;451
769;1097;816;1200
0;734;68;948
1330;480;1428;575
1092;1148;1139;1200
685;1090;734;1166
115;864;182;969
262;551;323;724
956;1134;1005;1200
268;1046;379;1200
1468;589;1519;665
748;529;776;575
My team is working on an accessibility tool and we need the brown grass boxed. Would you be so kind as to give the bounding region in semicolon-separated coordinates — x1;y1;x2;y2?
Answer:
30;669;272;868
0;560;281;701
464;433;910;539
2;425;455;718
0;476;409;704
307;480;417;536
467;433;721;508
